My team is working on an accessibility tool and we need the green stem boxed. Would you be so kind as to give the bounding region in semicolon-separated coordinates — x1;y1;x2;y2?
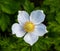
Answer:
30;46;32;51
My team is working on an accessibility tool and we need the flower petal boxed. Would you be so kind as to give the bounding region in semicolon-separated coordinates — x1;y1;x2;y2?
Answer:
24;33;39;46
12;23;26;37
30;10;45;24
17;11;30;26
31;24;48;36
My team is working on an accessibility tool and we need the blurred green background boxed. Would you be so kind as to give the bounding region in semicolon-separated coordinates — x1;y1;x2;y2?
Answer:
0;0;60;51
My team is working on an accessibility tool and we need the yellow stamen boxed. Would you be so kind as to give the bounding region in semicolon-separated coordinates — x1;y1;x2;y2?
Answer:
24;22;35;32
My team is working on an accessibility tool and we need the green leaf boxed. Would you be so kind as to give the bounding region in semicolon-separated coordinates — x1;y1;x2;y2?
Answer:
21;47;30;51
23;0;34;13
56;12;60;24
0;14;10;31
0;0;20;14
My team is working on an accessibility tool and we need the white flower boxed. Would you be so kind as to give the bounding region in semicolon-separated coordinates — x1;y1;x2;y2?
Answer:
12;10;48;46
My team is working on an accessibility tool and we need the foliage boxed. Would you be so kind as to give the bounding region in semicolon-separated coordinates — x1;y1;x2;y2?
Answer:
0;0;60;51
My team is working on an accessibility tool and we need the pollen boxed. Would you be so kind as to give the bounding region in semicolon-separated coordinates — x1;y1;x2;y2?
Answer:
24;22;35;32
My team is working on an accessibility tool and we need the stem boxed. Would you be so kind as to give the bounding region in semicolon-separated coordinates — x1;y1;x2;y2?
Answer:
30;46;32;51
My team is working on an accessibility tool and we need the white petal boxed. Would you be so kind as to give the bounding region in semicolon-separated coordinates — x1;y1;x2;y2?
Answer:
31;24;48;36
12;23;26;37
30;10;45;24
24;33;39;46
40;10;44;13
17;11;30;26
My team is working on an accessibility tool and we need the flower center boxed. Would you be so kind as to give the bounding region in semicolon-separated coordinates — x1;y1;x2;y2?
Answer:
24;22;35;32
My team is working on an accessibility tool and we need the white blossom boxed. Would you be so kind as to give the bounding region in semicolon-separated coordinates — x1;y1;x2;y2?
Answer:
12;10;48;46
